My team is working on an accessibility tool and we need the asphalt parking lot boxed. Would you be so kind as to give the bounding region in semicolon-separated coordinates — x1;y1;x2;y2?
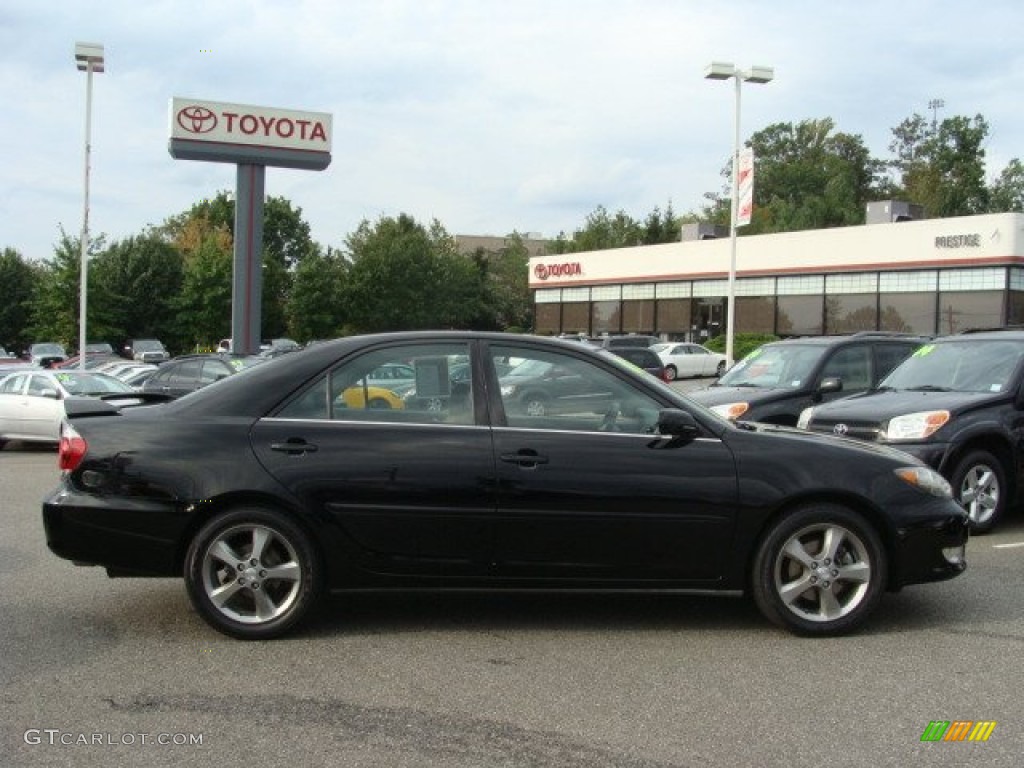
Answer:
2;409;1023;767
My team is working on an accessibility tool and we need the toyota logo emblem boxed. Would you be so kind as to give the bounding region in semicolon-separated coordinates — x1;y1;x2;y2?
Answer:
833;423;849;436
176;105;218;134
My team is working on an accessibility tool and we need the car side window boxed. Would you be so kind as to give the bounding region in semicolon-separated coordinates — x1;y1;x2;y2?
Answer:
172;360;202;385
874;343;917;382
199;360;230;385
278;342;474;425
491;345;662;434
821;346;871;391
1;374;27;394
27;375;55;397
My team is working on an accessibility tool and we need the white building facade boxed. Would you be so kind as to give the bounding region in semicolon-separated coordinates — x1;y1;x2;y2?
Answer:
529;212;1024;341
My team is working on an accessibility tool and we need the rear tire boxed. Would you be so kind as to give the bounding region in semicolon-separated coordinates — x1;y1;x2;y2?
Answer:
664;365;678;381
185;506;321;640
716;361;726;377
751;504;886;636
950;450;1005;533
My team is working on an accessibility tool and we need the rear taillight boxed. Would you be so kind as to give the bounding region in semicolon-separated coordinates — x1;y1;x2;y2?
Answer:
58;422;88;471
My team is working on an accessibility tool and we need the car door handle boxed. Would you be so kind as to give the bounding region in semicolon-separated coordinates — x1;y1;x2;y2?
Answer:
271;438;318;455
500;450;549;468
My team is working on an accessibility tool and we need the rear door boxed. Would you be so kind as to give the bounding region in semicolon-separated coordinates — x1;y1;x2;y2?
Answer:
251;340;498;578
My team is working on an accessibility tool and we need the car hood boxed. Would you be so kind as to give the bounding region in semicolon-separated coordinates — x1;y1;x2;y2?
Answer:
687;385;796;407
738;419;924;464
809;389;1003;421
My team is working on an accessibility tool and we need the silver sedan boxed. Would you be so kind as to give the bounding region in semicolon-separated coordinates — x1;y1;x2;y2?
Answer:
0;369;142;448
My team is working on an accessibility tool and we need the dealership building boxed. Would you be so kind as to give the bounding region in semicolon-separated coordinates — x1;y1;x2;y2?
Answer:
528;207;1024;341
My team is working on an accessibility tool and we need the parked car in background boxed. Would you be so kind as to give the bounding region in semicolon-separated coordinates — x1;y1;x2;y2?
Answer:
85;342;115;355
28;342;68;367
592;334;661;350
260;338;301;358
652;342;728;380
0;345;14;358
689;333;925;425
42;331;968;640
141;353;264;398
797;329;1024;532
0;369;143;448
123;338;170;364
609;347;668;381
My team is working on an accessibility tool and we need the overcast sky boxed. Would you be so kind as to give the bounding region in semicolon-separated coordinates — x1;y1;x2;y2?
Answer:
2;0;1022;261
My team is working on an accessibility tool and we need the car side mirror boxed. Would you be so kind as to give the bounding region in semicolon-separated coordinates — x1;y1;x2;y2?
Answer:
819;377;843;395
656;408;700;439
40;388;60;399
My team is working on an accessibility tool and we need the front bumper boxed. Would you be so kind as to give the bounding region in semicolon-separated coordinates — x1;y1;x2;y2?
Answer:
892;507;969;588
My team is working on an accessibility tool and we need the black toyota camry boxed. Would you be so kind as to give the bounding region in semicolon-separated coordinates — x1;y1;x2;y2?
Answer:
42;332;968;640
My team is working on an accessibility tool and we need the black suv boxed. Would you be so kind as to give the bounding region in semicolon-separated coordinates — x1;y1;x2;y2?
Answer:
688;333;925;426
797;329;1024;532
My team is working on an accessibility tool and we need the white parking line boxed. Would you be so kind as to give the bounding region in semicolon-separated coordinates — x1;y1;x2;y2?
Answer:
992;542;1024;549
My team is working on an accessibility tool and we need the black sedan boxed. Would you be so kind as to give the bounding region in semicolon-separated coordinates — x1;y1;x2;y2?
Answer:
42;332;968;640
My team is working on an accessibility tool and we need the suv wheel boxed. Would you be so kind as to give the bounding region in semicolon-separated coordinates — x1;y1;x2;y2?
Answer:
950;450;1005;533
751;504;886;636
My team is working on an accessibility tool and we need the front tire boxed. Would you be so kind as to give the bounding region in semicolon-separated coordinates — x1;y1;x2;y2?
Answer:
950;450;1006;533
664;365;678;381
185;507;321;640
751;504;886;636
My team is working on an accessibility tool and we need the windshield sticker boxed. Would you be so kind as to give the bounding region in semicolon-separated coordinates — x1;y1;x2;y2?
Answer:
229;360;245;370
912;344;936;357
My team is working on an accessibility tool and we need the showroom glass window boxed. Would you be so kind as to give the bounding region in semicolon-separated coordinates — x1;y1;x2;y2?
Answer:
879;271;937;335
776;275;824;336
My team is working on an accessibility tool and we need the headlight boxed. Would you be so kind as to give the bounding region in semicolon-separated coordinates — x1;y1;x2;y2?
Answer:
894;466;952;498
797;407;813;430
885;410;950;440
500;384;517;397
710;402;749;420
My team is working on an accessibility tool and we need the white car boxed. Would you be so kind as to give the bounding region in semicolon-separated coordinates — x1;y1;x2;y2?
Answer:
651;342;728;381
0;369;143;448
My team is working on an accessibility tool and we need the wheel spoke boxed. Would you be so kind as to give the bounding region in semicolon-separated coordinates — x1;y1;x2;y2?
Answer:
778;573;815;606
836;560;871;584
264;561;301;583
250;527;271;562
209;539;242;567
252;588;279;620
782;538;815;569
209;579;244;609
817;588;844;620
821;526;844;563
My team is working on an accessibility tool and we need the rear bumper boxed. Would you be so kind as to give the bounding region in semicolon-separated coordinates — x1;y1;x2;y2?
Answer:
42;480;184;577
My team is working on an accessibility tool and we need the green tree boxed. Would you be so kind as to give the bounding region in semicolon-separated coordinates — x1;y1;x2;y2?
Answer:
988;158;1024;213
887;113;990;216
703;118;883;234
0;247;37;352
88;233;185;351
287;246;349;340
343;214;483;332
27;229;104;350
481;233;534;332
549;205;643;253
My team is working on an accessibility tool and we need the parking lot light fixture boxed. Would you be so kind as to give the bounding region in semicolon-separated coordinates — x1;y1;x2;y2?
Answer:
75;42;104;370
704;61;773;368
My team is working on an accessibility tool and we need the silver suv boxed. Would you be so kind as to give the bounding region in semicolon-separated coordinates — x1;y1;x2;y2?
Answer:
124;339;169;363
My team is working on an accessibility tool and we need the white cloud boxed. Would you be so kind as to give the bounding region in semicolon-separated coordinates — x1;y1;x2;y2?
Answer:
2;0;1023;261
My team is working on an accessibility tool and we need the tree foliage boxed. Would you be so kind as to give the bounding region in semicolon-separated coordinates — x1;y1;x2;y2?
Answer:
343;214;484;332
0;247;37;352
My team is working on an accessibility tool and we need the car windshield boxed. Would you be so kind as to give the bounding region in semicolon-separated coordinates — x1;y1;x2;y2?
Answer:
717;344;826;389
135;340;164;351
32;343;65;355
881;339;1024;393
54;372;134;395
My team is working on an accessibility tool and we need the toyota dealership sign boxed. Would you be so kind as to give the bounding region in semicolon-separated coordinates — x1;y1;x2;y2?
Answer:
168;97;332;170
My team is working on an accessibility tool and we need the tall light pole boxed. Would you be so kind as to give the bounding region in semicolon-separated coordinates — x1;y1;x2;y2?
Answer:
75;42;104;370
704;61;773;368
